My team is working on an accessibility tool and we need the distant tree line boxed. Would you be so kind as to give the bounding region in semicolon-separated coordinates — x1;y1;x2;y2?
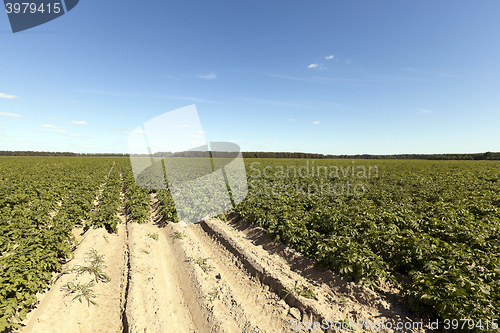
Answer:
0;151;128;157
240;151;500;160
2;150;500;160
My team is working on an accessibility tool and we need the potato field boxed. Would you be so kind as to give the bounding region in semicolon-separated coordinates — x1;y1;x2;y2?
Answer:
0;157;499;332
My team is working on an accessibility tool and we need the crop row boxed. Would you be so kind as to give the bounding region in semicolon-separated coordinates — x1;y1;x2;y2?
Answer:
236;159;500;322
122;165;151;224
0;158;116;331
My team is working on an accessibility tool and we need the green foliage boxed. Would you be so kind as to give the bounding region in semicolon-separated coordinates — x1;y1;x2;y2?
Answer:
89;165;122;233
61;280;97;306
189;256;213;274
74;249;111;283
1;157;500;330
0;157;122;331
206;286;220;304
156;189;178;224
283;279;316;300
171;230;186;240
235;159;500;321
122;166;151;224
147;232;159;241
54;248;110;284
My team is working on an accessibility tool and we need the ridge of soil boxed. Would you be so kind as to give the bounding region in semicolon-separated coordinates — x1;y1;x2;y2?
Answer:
21;191;430;333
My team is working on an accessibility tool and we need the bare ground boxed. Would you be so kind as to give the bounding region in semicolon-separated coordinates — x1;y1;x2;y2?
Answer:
20;192;430;333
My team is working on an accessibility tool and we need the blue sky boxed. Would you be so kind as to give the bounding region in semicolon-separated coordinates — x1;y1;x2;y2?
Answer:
1;0;499;155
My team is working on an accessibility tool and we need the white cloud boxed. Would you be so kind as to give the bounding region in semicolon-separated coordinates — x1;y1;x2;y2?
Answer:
200;73;217;80
73;100;82;103
0;111;23;118
313;121;320;124
197;130;207;134
308;63;319;69
0;93;17;99
176;124;189;128
41;124;63;129
346;59;352;65
69;120;88;125
288;119;295;121
326;55;334;60
417;108;433;114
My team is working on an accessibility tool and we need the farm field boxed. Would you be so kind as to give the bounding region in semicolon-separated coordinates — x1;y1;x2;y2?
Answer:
238;159;500;322
0;157;499;332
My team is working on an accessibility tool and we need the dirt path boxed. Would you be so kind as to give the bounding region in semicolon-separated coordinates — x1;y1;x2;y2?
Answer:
124;194;200;333
22;192;429;333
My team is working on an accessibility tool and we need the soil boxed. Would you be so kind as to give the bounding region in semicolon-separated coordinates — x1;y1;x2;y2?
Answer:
20;192;430;333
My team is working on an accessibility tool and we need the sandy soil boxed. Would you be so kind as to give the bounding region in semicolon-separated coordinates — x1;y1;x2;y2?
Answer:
20;191;430;333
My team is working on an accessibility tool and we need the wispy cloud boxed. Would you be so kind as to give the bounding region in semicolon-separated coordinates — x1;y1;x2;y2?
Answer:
197;130;207;134
0;93;17;99
0;111;23;118
199;73;217;80
346;59;352;65
308;63;319;69
69;120;88;125
176;124;189;128
73;100;82;103
313;121;321;124
417;108;433;114
41;124;63;129
326;55;334;60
